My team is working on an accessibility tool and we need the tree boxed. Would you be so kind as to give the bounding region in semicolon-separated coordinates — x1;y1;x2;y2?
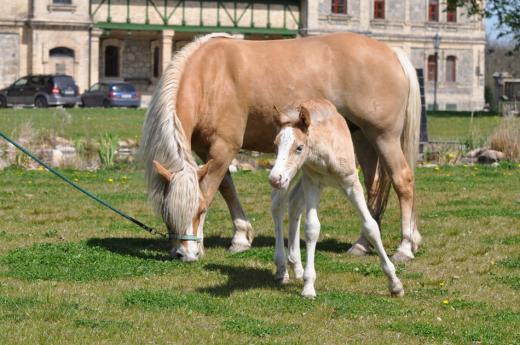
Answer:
448;0;520;47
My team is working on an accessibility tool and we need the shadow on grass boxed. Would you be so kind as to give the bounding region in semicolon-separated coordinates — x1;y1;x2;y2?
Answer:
86;237;171;261
85;235;353;262
198;263;279;297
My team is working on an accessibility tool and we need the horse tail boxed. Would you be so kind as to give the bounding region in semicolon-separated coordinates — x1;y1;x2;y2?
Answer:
370;48;420;227
393;48;421;173
139;33;233;231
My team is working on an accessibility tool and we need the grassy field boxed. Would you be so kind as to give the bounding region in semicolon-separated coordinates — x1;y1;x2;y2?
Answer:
0;107;505;143
0;164;519;344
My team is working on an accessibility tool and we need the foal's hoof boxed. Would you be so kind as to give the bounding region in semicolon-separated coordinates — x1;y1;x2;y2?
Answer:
347;243;370;256
391;250;414;262
228;243;251;254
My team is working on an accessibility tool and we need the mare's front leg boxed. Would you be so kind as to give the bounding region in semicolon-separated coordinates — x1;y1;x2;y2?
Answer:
271;188;289;283
301;176;322;298
287;178;304;279
197;150;254;253
342;175;404;297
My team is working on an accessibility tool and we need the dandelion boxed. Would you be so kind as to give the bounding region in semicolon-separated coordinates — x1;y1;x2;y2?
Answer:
73;178;79;182
443;299;449;305
434;166;440;171
448;153;454;159
108;178;114;183
37;166;44;171
439;281;445;288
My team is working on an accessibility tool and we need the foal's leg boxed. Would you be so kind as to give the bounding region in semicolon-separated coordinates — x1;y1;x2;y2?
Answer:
375;137;421;261
197;151;253;253
301;176;322;298
271;188;289;283
287;178;305;279
342;175;404;297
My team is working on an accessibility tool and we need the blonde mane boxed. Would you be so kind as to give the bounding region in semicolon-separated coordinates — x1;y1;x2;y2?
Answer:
140;33;234;234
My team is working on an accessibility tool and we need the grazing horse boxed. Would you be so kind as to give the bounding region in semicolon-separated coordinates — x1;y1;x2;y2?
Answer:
269;99;404;298
140;32;421;262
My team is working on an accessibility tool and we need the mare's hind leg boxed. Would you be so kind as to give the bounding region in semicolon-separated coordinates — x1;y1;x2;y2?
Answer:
272;188;289;283
196;151;253;253
375;137;421;262
342;174;404;296
287;178;305;279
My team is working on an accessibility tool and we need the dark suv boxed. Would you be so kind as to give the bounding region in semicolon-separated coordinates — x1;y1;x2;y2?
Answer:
0;75;79;108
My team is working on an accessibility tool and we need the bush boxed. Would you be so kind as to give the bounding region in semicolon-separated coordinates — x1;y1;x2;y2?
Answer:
488;117;520;162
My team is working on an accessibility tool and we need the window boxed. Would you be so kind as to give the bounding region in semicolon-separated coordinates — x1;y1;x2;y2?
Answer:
374;0;385;19
105;46;119;77
427;55;437;81
428;0;439;21
446;56;456;82
331;0;347;14
13;77;28;87
153;46;160;78
447;6;457;22
50;47;75;58
53;0;72;4
55;63;66;75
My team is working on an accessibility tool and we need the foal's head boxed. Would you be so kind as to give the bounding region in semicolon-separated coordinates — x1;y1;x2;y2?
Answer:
269;104;312;189
152;159;212;262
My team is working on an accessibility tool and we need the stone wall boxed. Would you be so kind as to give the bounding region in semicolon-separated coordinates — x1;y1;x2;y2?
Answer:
0;33;19;88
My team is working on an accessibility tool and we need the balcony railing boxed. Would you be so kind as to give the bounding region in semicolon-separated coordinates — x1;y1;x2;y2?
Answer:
90;0;300;35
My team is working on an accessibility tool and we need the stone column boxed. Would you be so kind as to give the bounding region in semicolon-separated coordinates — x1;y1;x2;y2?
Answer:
161;30;175;75
89;28;103;88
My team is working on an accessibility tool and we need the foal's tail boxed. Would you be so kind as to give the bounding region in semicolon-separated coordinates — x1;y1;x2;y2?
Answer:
371;49;421;225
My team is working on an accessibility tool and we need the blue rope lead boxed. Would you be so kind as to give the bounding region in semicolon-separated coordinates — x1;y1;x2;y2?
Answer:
0;130;166;238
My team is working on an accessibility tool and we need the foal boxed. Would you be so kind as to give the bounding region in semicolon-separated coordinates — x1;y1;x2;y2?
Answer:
269;99;404;298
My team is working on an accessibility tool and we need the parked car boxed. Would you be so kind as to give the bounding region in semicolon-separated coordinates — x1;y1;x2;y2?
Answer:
81;82;141;108
0;75;79;108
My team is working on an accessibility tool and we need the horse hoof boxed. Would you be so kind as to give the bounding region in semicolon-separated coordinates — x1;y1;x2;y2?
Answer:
275;273;290;285
293;267;304;280
301;286;316;299
412;231;423;254
347;243;369;256
228;243;251;253
390;280;405;298
391;251;414;262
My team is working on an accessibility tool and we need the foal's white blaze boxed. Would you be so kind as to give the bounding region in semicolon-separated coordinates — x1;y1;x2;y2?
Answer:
269;128;296;190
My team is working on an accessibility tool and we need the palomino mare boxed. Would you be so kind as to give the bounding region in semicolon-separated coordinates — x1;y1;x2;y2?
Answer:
140;32;421;262
269;99;404;298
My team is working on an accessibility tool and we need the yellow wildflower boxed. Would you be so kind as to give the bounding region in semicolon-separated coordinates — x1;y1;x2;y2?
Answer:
108;178;114;183
443;299;449;305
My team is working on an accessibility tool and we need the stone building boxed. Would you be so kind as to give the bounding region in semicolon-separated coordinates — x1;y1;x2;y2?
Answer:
0;0;485;110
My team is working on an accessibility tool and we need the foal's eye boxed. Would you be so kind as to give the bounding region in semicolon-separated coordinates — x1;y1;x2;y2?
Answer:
296;145;304;154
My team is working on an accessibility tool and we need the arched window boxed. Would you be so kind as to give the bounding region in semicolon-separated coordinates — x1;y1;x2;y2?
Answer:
331;0;347;14
427;55;437;81
428;0;439;21
50;47;74;58
105;45;119;77
446;56;456;82
374;0;385;19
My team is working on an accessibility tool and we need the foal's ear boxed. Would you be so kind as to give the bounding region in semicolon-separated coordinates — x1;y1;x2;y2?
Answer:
298;106;311;132
197;159;213;182
272;105;284;128
153;160;173;182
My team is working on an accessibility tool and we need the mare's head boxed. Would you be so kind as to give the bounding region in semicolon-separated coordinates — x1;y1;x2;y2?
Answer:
269;104;312;189
152;159;212;262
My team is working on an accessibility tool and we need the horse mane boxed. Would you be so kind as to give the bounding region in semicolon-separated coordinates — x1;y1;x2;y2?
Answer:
140;33;234;233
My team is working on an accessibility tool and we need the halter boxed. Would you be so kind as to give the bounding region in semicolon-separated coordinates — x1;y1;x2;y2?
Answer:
169;233;202;242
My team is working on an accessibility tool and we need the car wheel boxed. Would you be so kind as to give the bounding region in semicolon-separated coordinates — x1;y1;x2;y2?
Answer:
102;99;111;108
0;96;7;108
34;96;48;108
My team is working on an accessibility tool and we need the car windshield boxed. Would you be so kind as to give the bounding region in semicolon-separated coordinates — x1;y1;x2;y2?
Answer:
111;84;135;93
54;76;75;88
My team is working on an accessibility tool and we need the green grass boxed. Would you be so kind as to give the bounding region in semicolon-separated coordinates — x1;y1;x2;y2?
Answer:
1;108;520;344
427;113;503;142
